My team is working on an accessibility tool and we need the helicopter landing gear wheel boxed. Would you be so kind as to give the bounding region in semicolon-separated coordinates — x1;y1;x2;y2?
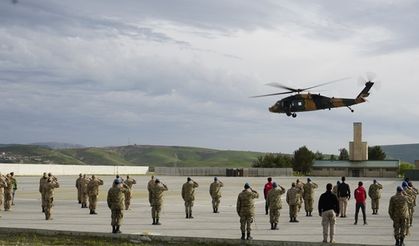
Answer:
286;112;291;116
292;113;297;118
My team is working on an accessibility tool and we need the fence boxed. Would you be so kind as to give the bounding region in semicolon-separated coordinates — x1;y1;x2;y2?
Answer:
0;163;149;176
154;167;293;177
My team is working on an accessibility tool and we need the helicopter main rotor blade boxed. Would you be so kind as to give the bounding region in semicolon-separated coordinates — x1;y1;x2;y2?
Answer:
265;82;299;92
302;77;351;91
250;91;294;98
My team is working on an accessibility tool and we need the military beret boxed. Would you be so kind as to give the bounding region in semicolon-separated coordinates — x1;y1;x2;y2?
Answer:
397;186;403;192
114;179;121;184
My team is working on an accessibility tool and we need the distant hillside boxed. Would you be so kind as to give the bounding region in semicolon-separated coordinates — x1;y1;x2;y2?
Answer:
0;144;264;167
381;143;419;164
31;142;85;149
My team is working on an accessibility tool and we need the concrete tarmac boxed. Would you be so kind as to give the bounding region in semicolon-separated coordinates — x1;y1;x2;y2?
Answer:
0;175;417;245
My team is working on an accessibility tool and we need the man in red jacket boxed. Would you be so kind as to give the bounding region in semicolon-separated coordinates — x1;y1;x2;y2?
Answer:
263;177;273;215
354;181;367;225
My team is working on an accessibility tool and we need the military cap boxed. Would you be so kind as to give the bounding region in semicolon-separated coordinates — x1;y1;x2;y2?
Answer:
272;182;278;188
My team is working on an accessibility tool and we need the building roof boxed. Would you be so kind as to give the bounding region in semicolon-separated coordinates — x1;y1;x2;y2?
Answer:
313;160;399;168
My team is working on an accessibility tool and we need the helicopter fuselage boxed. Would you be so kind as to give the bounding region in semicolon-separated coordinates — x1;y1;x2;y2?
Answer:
269;93;364;115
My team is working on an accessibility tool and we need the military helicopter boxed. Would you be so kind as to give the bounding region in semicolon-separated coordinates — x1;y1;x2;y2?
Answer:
252;77;374;118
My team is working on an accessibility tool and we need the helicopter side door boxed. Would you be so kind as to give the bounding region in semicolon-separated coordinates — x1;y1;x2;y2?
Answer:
289;99;305;112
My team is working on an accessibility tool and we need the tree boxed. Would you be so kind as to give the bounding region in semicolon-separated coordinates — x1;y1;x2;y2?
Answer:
338;148;349;160
252;153;292;168
292;146;315;175
368;146;386;160
330;154;336;161
314;151;324;160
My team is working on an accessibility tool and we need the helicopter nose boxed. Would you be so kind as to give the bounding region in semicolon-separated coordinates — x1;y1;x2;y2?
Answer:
269;106;274;112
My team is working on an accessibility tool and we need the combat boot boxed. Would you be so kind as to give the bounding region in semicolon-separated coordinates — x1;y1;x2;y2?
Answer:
115;225;121;233
309;212;312;217
274;223;278;230
92;209;97;215
241;233;245;240
189;212;194;219
399;237;404;246
270;223;274;230
155;219;161;225
89;209;94;214
247;232;253;240
112;226;116;233
152;218;156;225
306;211;309;217
395;239;399;246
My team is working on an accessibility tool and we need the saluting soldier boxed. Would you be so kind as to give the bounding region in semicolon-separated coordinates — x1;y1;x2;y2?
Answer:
123;175;137;210
389;186;409;246
181;177;199;219
43;177;60;220
287;182;302;222
368;179;383;215
39;172;48;212
75;173;83;204
147;175;155;206
87;175;104;215
237;183;259;240
80;174;90;208
150;179;168;225
402;181;417;228
296;179;305;212
209;177;224;213
107;178;129;233
3;174;13;211
267;182;285;230
303;177;318;216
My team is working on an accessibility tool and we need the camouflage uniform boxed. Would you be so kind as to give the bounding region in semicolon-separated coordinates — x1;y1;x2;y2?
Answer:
267;186;285;229
107;181;129;233
209;179;224;213
403;186;417;227
80;175;89;208
181;179;199;218
236;187;259;240
39;173;48;212
296;180;304;212
368;182;383;214
147;176;155;206
389;190;409;245
10;173;17;205
286;184;302;222
3;175;13;211
123;176;136;210
0;175;6;210
87;176;104;214
43;179;60;220
303;181;318;216
150;181;168;225
75;174;82;204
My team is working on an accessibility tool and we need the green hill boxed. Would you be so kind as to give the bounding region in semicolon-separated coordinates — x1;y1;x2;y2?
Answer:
381;143;419;164
0;144;264;167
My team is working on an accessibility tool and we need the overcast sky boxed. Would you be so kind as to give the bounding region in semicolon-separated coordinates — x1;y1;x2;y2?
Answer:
1;0;419;155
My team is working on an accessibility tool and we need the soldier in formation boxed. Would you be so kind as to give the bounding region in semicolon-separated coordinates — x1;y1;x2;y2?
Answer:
337;176;351;217
389;186;409;246
181;177;199;219
286;182;302;222
123;175;136;210
295;179;304;212
318;183;339;244
209;177;224;213
75;173;83;204
87;175;104;215
80;174;90;208
0;173;6;210
368;179;383;215
236;183;259;240
150;178;168;225
107;178;129;233
3;174;13;211
147;175;155;206
263;177;273;215
43;176;60;220
267;182;285;230
10;172;17;205
402;181;417;229
303;178;318;216
39;172;48;212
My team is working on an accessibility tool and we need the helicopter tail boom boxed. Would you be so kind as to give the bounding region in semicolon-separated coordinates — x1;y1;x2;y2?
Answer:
356;82;374;100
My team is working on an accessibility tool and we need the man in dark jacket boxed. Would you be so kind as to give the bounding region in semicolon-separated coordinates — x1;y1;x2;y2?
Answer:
354;181;367;225
318;183;339;243
337;176;350;217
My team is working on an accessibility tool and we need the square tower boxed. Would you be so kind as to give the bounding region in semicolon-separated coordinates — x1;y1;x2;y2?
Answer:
349;122;368;161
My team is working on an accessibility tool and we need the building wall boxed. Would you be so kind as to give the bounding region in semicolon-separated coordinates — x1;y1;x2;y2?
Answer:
0;163;149;176
154;167;293;177
311;167;398;178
